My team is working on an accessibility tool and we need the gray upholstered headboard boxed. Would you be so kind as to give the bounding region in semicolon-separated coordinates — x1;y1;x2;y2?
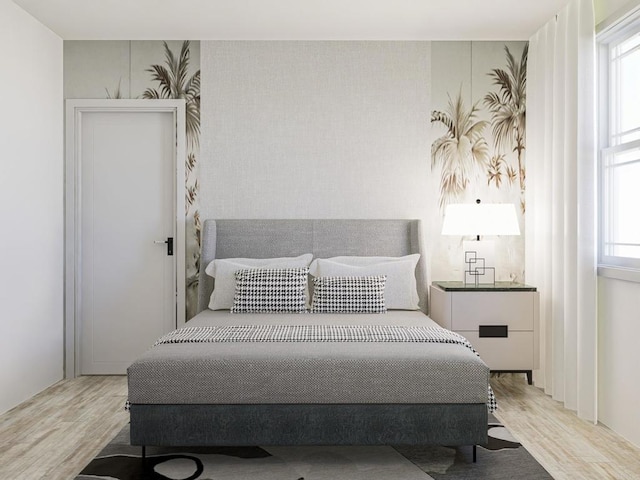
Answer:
196;219;427;314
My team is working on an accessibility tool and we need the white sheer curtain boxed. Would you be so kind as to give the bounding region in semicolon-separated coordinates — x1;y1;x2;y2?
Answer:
526;0;598;422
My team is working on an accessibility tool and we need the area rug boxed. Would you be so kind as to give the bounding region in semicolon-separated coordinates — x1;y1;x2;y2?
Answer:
75;418;552;480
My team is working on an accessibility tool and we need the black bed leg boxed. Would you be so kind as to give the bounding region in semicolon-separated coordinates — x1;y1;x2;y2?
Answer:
141;445;147;469
473;445;477;463
526;370;533;385
140;445;147;479
140;446;148;478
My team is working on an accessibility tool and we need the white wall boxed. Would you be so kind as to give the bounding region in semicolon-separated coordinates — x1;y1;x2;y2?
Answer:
0;0;64;414
598;278;640;447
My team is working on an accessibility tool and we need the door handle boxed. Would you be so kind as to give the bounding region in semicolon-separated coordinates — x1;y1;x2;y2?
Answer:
154;237;174;256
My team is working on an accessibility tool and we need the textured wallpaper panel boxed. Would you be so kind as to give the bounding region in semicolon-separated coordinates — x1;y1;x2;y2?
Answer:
200;41;431;220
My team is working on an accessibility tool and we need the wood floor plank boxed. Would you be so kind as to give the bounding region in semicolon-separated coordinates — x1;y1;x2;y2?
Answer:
491;373;640;480
0;376;129;480
0;373;639;479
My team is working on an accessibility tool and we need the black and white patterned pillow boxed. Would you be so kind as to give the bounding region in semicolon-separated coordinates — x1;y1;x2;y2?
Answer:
231;267;308;313
311;275;387;314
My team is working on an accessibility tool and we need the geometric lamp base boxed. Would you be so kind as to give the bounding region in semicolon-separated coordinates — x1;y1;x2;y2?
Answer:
462;239;496;286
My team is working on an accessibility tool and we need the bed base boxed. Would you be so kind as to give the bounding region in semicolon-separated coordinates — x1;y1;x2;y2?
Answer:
129;403;487;450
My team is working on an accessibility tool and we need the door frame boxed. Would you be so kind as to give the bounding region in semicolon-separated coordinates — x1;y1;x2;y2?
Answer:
65;99;186;378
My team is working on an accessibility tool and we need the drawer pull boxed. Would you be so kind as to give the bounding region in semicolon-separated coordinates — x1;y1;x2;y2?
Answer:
479;325;508;338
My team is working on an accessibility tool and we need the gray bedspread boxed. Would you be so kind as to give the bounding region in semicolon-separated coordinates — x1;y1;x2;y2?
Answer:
127;310;490;407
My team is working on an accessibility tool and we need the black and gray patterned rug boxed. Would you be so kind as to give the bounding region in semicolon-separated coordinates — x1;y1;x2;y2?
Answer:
75;418;552;480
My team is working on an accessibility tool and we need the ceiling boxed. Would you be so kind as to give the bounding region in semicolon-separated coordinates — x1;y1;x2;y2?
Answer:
13;0;571;40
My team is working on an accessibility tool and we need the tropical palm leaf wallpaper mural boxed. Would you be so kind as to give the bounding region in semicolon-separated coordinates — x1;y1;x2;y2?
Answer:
431;44;527;210
484;45;528;197
429;41;527;282
143;41;201;152
431;91;490;208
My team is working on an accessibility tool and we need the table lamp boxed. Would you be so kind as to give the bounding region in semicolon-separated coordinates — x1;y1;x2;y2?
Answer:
441;199;520;285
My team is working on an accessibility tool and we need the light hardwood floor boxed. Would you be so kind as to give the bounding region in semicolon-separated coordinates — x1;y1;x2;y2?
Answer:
0;376;129;480
0;374;639;479
491;374;640;480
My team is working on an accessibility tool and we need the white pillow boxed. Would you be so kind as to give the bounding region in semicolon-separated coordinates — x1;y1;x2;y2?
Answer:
312;254;421;268
308;254;420;310
205;254;313;310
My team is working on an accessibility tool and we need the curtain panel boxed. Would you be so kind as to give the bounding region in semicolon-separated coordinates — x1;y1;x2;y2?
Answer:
526;0;597;422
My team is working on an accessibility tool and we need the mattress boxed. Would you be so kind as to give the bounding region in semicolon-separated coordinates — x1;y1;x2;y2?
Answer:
127;310;489;405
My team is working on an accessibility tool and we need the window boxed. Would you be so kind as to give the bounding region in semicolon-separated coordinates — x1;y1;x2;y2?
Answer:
599;14;640;271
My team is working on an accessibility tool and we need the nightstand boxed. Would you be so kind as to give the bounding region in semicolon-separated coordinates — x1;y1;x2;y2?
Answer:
429;281;539;385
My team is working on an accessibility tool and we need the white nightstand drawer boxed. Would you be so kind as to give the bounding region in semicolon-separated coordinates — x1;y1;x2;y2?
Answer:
459;331;535;370
430;283;539;383
450;291;534;331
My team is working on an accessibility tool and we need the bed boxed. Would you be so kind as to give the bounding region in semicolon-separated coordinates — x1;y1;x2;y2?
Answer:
127;219;490;453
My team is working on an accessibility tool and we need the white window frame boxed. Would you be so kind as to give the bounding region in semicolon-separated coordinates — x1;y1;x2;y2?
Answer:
597;9;640;281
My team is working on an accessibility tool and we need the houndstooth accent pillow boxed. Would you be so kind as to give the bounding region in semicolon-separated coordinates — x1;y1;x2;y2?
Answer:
311;275;387;314
231;267;309;313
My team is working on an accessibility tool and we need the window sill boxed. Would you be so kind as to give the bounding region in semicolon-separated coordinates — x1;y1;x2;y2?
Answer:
597;265;640;283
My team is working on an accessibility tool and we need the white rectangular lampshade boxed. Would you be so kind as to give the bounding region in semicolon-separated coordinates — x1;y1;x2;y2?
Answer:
441;203;520;236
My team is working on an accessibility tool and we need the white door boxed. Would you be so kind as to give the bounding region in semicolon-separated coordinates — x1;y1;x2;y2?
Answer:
66;100;185;376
